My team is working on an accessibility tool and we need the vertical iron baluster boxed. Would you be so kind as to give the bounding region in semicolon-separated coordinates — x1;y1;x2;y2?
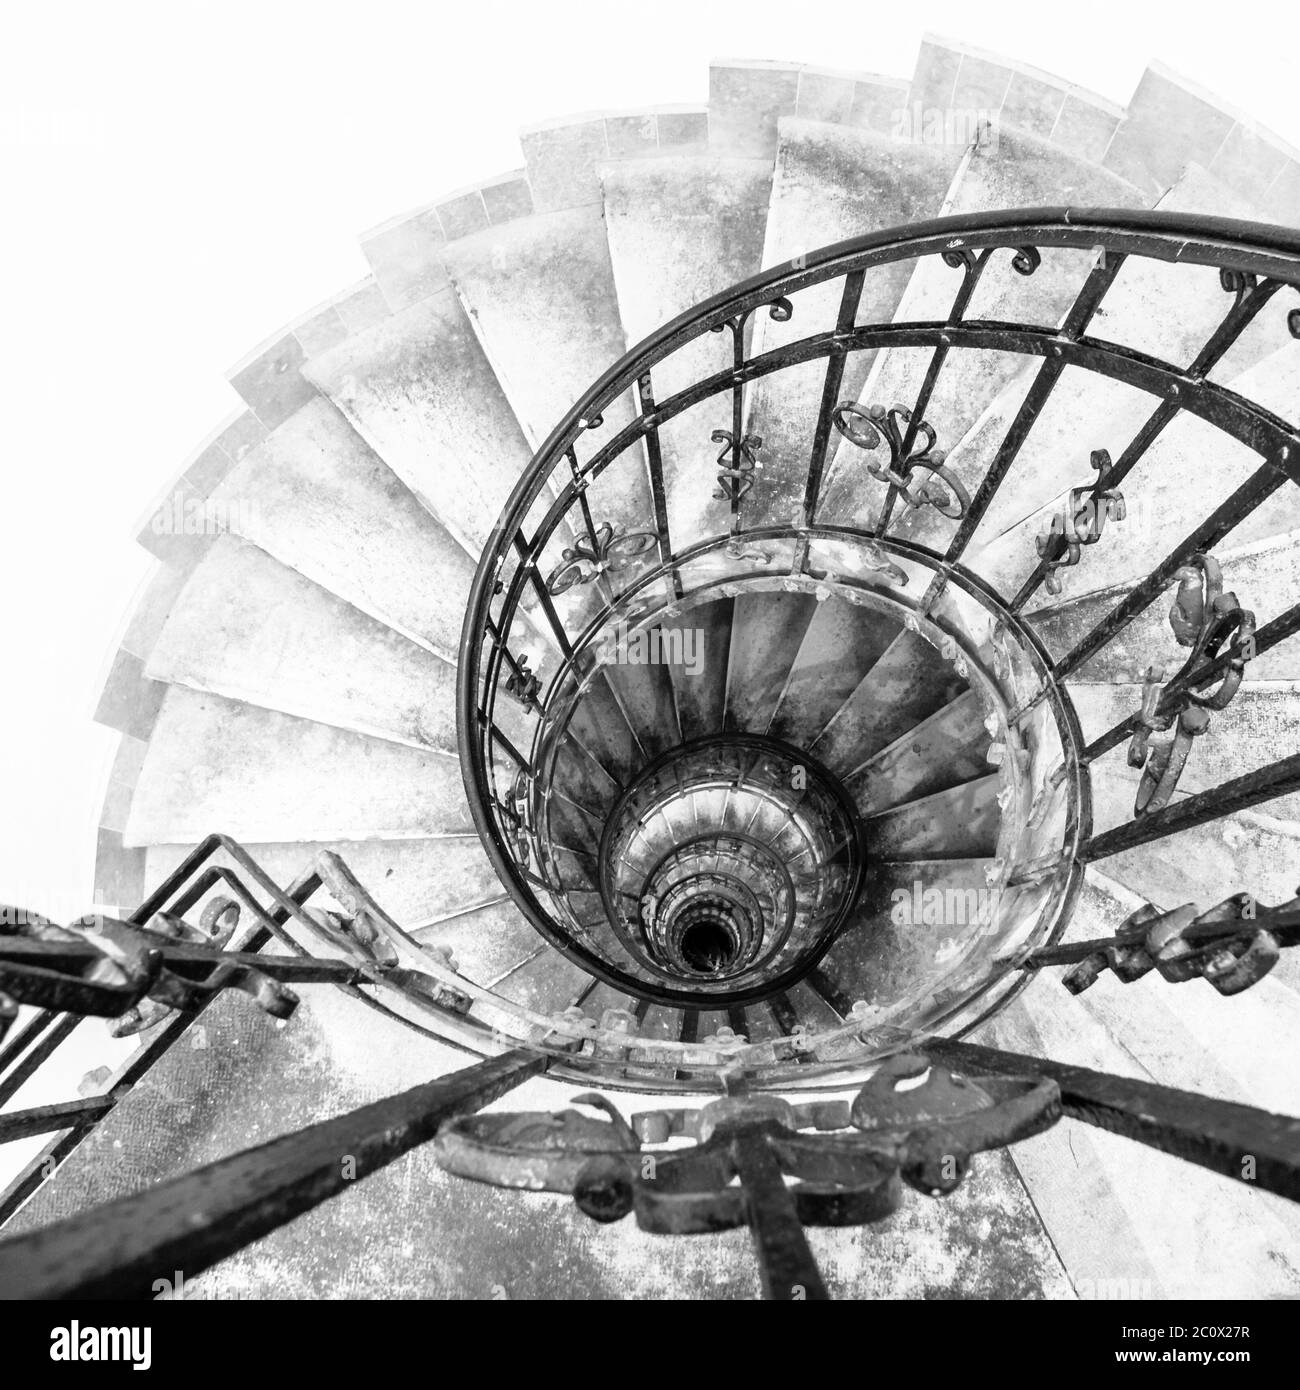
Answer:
935;250;1128;581
804;270;866;537
1009;274;1290;611
568;446;601;555
510;531;574;661
636;369;682;599
877;247;996;534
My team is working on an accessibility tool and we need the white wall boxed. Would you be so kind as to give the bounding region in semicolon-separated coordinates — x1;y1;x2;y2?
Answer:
1;0;1296;921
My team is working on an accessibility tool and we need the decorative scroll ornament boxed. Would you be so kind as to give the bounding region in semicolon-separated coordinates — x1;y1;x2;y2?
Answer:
711;429;763;504
546;521;658;595
497;768;532;866
433;1054;1059;1298
855;540;909;587
1036;892;1296;998
111;897;241;1038
504;654;541;706
724;535;775;565
1035;448;1125;594
831;402;970;519
1126;554;1255;816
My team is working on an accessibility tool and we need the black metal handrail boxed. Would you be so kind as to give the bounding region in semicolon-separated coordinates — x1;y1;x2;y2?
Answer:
458;207;1300;1040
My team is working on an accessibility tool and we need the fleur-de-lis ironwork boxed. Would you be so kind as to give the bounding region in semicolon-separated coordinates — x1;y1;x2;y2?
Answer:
546;521;658;595
711;429;762;504
1126;554;1255;815
1035;447;1125;594
831;402;970;519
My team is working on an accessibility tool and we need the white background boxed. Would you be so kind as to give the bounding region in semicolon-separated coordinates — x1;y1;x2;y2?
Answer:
1;0;1297;920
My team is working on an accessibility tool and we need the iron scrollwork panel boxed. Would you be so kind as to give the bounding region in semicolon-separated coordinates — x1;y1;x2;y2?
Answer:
1126;553;1256;816
433;1052;1060;1299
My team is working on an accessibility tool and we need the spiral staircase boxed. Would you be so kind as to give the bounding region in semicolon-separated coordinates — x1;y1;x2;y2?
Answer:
4;36;1300;1299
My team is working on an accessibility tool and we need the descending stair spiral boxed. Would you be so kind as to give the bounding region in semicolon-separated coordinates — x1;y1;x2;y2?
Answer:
46;40;1300;1297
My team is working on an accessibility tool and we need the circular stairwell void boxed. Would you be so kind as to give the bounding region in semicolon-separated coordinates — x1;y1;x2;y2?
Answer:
474;528;1084;1083
596;734;864;1000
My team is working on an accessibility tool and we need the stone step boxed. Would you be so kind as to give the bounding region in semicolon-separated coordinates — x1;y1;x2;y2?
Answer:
862;774;1001;859
124;688;472;846
442;206;655;539
970;341;1300;607
850;688;993;816
723;589;818;734
600;153;772;552
767;600;900;748
978;971;1300;1297
207;397;476;659
1031;529;1300;682
885;163;1287;556
820;857;996;1007
669;595;733;741
491;945;589;1013
745;117;961;527
302;289;534;557
412;898;540;989
521;106;709;215
907;33;1124;164
143;835;505;926
602;659;681;763
811;628;967;779
142;535;473;755
817;123;1146;528
357;170;536;316
1104;60;1300;219
708;59;911;159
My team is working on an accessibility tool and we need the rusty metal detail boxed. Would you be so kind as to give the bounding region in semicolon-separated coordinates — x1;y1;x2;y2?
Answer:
1126;554;1255;815
432;1053;1059;1299
1035;447;1125;594
0;908;303;1025
545;521;658;595
110;896;241;1038
1021;891;1298;997
831;402;969;519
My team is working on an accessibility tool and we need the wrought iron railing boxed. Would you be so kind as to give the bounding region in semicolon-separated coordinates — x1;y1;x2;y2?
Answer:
458;207;1300;1081
3;209;1300;1298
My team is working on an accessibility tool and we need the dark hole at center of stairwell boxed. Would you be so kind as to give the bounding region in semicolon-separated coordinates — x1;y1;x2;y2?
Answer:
679;917;738;973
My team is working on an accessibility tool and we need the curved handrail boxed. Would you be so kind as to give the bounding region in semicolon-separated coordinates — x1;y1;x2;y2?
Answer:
457;207;1300;1075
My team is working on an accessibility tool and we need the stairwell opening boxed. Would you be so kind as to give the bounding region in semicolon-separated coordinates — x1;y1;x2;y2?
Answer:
463;526;1088;1084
